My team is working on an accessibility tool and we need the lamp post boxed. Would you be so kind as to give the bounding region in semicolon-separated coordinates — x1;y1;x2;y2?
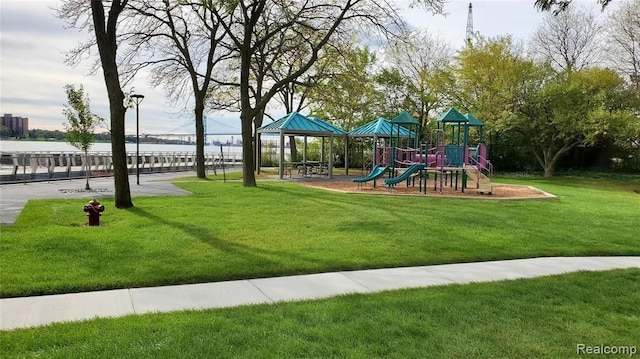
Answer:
131;94;144;185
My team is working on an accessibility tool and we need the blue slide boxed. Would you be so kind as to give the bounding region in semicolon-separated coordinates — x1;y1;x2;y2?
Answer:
353;165;388;183
383;164;425;186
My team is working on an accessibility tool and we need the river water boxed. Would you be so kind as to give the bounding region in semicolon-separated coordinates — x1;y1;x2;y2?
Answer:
0;140;247;156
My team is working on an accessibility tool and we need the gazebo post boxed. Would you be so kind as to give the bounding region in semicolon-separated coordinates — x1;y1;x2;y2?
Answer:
304;135;308;163
329;133;334;179
321;137;325;163
279;130;285;179
373;134;378;167
344;136;349;175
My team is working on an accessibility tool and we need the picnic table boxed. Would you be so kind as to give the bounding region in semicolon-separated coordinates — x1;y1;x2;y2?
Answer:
284;161;328;177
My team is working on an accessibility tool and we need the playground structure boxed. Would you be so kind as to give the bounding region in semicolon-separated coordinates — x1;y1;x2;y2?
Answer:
355;108;493;194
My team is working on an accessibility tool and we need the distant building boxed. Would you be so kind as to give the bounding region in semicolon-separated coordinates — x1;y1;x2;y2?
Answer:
2;114;29;137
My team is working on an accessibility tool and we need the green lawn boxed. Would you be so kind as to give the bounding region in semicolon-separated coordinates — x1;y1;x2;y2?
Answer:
1;269;638;358
0;175;638;297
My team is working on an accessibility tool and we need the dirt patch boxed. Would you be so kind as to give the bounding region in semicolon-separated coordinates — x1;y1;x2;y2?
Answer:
286;175;555;200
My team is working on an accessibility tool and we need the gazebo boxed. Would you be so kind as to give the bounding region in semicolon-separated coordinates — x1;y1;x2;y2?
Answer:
256;112;347;179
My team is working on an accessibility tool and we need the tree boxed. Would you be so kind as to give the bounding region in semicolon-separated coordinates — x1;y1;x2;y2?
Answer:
605;82;640;168
63;84;104;190
534;0;613;14
58;0;133;208
307;45;382;131
380;30;453;139
211;0;443;187
128;1;232;179
0;126;12;138
604;0;640;89
448;36;526;128
265;29;347;163
531;6;601;73
514;67;634;176
452;36;639;176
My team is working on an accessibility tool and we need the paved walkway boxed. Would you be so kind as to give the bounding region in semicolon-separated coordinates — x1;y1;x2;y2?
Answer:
0;171;229;225
2;256;638;331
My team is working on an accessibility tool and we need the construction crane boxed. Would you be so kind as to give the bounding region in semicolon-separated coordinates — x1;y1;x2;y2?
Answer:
466;2;473;47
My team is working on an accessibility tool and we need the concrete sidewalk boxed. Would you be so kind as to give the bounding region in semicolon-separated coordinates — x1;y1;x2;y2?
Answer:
0;171;207;225
2;256;638;331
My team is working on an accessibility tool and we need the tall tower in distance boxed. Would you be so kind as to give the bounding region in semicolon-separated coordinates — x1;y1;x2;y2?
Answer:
466;2;473;47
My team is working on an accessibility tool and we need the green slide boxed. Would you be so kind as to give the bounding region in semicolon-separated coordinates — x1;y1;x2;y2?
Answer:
383;164;425;186
353;165;389;183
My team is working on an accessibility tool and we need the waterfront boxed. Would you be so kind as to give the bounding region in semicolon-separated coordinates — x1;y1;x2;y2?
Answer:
0;140;245;156
0;140;248;184
0;140;290;184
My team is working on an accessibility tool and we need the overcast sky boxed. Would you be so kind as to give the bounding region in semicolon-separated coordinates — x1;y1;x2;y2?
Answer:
0;0;608;136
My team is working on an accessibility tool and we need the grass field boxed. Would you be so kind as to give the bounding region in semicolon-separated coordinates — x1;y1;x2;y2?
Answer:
0;175;638;298
1;269;638;358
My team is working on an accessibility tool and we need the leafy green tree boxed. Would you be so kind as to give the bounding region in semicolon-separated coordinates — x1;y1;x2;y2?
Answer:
308;46;382;131
305;45;383;168
606;83;640;167
515;68;635;176
443;37;540;170
62;84;105;190
374;68;410;119
0;126;12;138
449;37;636;176
448;36;527;128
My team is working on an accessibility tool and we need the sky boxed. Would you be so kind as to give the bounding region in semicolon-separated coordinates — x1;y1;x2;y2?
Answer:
0;0;610;138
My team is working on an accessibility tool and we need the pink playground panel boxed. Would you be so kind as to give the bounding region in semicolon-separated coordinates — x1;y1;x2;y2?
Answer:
478;143;487;167
377;144;476;168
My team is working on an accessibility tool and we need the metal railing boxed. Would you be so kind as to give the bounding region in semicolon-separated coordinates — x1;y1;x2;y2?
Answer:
467;155;493;189
0;151;242;184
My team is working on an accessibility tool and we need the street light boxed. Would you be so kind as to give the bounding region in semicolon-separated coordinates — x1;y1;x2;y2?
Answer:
131;94;145;185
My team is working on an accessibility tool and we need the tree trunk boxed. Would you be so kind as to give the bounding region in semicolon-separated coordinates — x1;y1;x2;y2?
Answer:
109;96;132;208
194;98;206;179
543;162;555;177
239;27;257;187
91;0;133;208
84;149;91;190
241;111;257;187
541;142;578;178
541;148;558;178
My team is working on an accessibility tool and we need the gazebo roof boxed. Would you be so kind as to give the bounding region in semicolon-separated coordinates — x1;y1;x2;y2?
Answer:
436;107;468;123
464;112;485;127
349;117;415;138
308;116;348;136
390;111;420;125
257;112;334;135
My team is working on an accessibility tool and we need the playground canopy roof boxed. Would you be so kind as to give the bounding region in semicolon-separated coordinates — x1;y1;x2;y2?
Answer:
464;112;485;127
436;107;468;123
349;117;416;138
390;111;420;125
257;112;343;136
